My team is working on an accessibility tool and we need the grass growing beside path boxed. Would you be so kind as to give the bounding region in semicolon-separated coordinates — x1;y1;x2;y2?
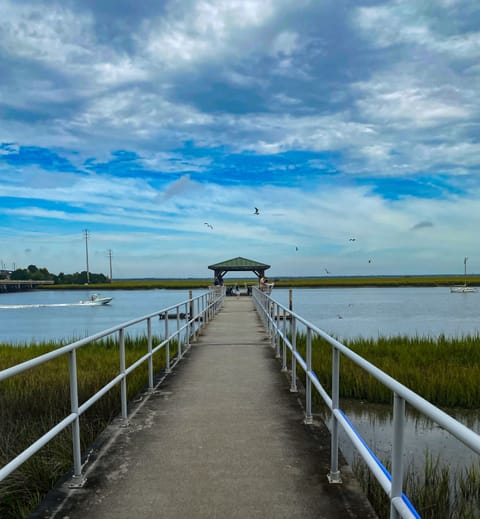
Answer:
293;333;480;408
0;336;176;518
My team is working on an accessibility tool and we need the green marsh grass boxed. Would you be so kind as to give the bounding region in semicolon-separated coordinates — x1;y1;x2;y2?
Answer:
41;274;480;290
353;452;480;519
291;333;480;408
0;335;177;518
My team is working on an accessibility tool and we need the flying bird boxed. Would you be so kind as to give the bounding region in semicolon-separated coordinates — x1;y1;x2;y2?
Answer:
295;246;299;251
349;238;356;242
204;222;213;230
254;207;260;215
325;268;330;274
368;259;372;263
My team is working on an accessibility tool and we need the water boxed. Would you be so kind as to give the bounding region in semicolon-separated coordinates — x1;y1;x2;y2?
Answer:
2;286;479;344
272;286;480;340
0;289;202;344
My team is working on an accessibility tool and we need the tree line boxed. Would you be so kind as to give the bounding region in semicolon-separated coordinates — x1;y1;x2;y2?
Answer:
7;265;109;284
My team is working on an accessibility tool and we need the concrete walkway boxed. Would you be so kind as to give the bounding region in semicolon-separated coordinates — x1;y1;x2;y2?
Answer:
33;298;376;519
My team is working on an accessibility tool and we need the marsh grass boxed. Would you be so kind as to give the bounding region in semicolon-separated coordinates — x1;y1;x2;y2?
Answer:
290;333;480;408
353;452;480;519
42;274;480;290
0;335;177;518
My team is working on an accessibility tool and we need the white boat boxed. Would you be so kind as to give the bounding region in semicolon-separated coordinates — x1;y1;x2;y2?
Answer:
79;293;113;305
450;257;477;293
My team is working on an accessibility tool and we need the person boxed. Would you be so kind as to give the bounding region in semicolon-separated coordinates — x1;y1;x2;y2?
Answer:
259;276;266;291
234;283;240;299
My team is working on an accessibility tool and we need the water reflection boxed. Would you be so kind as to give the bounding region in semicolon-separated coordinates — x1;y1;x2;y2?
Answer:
316;399;480;472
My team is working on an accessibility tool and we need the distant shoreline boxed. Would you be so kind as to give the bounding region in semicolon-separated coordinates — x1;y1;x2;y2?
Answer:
36;275;480;290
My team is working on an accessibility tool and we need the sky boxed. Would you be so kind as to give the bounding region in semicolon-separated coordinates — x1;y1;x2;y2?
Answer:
1;0;479;279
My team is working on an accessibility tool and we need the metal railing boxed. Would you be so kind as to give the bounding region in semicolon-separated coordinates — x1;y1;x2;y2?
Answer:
0;287;225;484
253;287;480;519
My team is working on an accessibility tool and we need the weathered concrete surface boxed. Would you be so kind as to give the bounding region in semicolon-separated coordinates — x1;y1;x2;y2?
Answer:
31;298;376;519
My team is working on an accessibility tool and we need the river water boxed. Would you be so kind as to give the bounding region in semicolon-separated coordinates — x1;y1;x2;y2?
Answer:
1;286;479;477
1;286;479;343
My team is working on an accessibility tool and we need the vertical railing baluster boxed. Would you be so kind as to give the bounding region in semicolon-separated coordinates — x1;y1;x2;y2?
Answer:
119;328;128;421
304;327;313;424
390;393;405;519
176;305;182;359
185;301;190;349
281;306;287;372
147;318;153;391
275;303;281;359
328;346;342;483
165;311;171;373
68;349;82;477
290;316;297;393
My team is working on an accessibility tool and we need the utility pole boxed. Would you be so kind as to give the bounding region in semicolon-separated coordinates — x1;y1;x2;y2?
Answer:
107;249;113;281
84;229;90;284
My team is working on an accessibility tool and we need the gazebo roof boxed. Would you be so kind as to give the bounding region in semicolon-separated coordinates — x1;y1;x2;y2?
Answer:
208;256;270;273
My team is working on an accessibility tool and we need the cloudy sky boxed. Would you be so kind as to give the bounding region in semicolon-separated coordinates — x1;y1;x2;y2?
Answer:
1;0;479;279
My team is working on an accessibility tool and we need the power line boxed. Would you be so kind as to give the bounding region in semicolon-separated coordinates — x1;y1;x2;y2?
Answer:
84;229;90;284
107;249;113;281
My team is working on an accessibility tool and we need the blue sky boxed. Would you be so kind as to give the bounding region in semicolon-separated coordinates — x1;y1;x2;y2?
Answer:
1;0;480;278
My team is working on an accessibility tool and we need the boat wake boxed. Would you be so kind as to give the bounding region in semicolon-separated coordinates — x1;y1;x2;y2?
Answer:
0;303;105;309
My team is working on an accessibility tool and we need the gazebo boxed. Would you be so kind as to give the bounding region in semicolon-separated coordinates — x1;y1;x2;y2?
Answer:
208;256;271;284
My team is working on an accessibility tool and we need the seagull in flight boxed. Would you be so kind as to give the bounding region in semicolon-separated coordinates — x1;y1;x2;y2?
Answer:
295;246;299;251
254;207;260;215
325;268;330;274
349;238;356;242
204;222;213;230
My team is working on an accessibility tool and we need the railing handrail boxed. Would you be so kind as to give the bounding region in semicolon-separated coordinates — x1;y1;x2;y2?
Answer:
252;287;480;519
0;287;225;484
1;294;208;382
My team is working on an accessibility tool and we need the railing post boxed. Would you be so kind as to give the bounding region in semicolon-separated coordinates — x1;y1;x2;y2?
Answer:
165;312;171;373
185;301;190;350
176;305;182;359
290;316;297;393
304;327;313;424
275;303;281;359
119;328;128;421
281;306;287;372
328;347;342;483
147;318;153;391
68;349;82;478
390;393;406;519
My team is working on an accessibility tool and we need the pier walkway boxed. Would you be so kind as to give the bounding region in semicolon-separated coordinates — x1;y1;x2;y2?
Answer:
35;298;376;519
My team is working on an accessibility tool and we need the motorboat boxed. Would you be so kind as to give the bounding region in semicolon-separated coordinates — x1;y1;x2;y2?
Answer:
79;293;113;305
450;257;477;293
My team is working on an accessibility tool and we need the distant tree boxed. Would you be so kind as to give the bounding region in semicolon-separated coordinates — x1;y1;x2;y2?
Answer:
10;266;108;284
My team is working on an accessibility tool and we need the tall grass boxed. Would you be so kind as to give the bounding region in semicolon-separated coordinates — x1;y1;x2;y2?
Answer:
42;274;480;290
292;333;480;408
0;336;177;518
353;452;480;518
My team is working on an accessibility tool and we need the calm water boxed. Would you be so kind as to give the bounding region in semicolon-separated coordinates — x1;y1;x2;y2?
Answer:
1;286;479;343
273;286;480;340
0;289;203;344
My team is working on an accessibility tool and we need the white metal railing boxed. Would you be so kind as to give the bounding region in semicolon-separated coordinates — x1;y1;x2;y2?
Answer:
0;287;225;484
252;287;480;519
